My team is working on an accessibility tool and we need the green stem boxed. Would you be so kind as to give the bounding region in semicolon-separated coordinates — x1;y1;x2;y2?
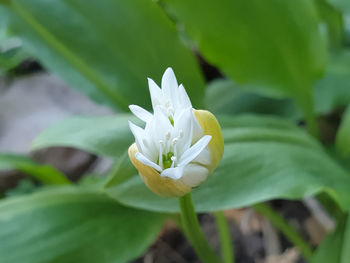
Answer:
214;211;234;263
298;89;319;139
179;193;222;263
253;203;313;261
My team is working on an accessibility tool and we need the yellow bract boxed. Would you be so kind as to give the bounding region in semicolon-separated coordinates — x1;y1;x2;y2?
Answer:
128;143;191;197
128;109;224;198
193;110;224;173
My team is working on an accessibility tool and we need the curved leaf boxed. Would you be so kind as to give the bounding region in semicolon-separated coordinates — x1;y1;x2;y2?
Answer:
164;0;326;100
311;216;350;263
205;79;299;119
336;105;350;156
32;113;303;158
0;153;70;185
0;0;205;110
0;187;165;263
105;116;350;213
314;51;350;114
31;114;138;158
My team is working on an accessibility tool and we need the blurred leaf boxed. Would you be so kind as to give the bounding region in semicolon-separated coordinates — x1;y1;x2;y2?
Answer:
336;105;350;156
316;0;344;50
0;25;28;74
314;51;350;114
164;0;326;107
328;0;350;14
0;152;33;170
0;187;165;263
207;49;350;119
0;153;70;185
0;0;205;110
205;79;300;119
77;174;110;190
32;114;138;158
4;179;37;197
0;48;27;74
105;152;136;188
311;216;350;263
218;114;302;130
32;113;305;158
341;216;350;263
105;115;350;213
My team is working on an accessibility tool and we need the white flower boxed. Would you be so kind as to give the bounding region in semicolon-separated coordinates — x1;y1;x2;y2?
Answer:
129;67;191;122
128;67;224;197
129;68;203;142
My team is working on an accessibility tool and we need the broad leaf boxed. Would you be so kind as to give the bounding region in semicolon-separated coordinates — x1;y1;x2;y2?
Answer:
32;114;138;158
314;51;350;114
0;187;165;263
0;25;28;75
336;105;350;156
328;0;350;14
316;0;344;50
207;49;350;118
0;153;70;185
205;80;300;119
164;0;326;103
105;115;350;213
205;79;300;119
0;0;205;110
32;114;303;158
311;216;350;263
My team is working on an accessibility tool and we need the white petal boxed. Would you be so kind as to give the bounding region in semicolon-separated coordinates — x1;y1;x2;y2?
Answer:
192;148;211;166
154;106;173;129
191;112;204;143
174;108;193;156
178;84;192;108
135;152;162;172
148;78;163;109
129;105;153;123
161;166;184;180
180;164;209;187
161;67;179;108
128;121;146;154
145;106;173;152
179;135;212;167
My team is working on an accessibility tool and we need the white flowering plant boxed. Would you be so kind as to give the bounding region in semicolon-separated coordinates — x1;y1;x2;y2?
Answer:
0;0;350;263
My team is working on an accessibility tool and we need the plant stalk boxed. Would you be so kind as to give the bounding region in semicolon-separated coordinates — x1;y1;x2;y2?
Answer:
253;203;313;260
214;211;234;263
298;89;319;139
179;193;222;263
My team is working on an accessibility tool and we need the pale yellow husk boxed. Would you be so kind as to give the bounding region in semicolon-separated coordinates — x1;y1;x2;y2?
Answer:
193;110;224;173
128;109;224;198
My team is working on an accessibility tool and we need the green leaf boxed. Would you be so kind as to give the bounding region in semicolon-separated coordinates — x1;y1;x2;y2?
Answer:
0;153;70;185
0;152;33;170
0;187;165;263
31;114;137;158
328;0;350;14
164;0;326;100
0;0;205;110
105;115;350;213
0;25;29;74
207;49;350;118
205;79;300;119
32;113;304;158
314;51;350;114
316;0;344;50
311;216;350;263
336;105;350;156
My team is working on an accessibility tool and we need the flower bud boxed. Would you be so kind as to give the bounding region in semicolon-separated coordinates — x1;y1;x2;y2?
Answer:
128;68;224;197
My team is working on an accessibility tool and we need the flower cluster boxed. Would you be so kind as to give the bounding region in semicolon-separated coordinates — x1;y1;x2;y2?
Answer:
128;68;223;197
